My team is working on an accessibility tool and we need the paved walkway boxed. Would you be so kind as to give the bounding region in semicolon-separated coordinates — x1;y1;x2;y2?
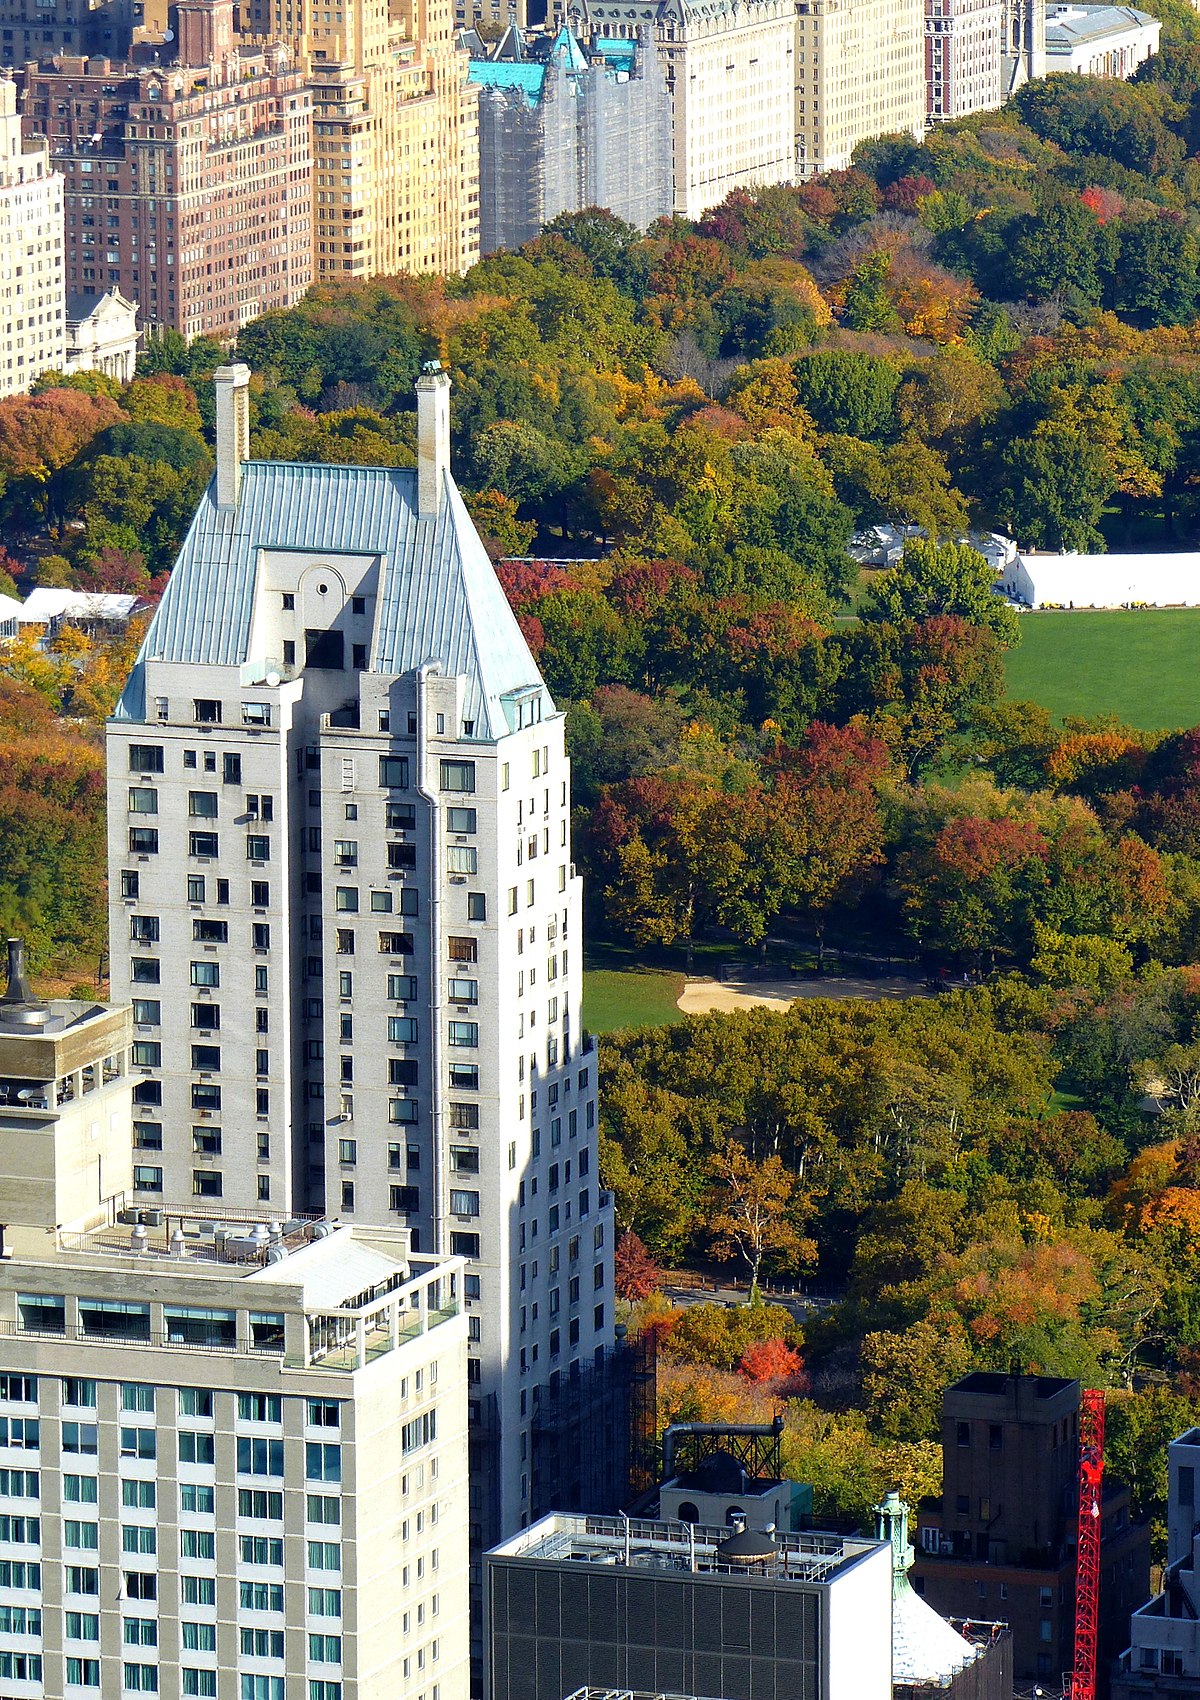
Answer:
677;973;929;1015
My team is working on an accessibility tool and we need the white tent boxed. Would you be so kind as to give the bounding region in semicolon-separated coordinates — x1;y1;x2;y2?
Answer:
1003;551;1200;610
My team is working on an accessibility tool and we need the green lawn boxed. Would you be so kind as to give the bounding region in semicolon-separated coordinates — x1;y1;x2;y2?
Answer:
582;967;685;1035
1004;608;1200;731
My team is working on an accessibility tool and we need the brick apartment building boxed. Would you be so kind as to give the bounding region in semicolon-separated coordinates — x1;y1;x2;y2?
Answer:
913;1374;1150;1694
19;6;313;341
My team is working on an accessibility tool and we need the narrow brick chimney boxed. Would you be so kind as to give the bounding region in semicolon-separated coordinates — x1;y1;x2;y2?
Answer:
213;362;250;511
415;361;451;519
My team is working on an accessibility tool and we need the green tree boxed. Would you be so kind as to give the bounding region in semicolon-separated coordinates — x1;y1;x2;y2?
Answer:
862;538;1020;647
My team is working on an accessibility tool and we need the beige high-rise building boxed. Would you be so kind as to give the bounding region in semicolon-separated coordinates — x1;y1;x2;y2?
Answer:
795;0;925;178
244;0;479;277
0;76;65;398
0;939;471;1700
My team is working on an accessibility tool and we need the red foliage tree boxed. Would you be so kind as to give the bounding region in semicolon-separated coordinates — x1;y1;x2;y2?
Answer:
738;1339;808;1394
613;1231;662;1302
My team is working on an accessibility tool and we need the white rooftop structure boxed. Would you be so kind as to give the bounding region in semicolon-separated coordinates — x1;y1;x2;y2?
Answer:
20;586;141;624
1002;550;1200;610
1045;2;1160;75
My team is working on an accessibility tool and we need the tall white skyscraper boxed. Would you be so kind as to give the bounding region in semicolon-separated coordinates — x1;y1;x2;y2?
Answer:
105;363;615;1543
0;940;471;1700
0;75;65;397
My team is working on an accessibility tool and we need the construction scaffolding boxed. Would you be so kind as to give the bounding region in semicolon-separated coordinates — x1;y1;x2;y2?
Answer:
471;24;673;253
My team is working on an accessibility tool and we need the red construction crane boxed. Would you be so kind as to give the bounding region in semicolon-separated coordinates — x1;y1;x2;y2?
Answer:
1064;1389;1107;1700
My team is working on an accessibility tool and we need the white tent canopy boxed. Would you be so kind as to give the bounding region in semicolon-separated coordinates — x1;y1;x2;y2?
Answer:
1003;551;1200;610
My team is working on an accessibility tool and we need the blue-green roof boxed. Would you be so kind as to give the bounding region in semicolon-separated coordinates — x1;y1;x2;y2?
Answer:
468;60;546;100
116;460;548;740
594;36;637;71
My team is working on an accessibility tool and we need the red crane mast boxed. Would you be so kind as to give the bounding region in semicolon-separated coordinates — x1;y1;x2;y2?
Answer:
1064;1389;1106;1700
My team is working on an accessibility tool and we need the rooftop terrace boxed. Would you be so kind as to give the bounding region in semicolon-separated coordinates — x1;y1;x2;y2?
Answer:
494;1513;882;1586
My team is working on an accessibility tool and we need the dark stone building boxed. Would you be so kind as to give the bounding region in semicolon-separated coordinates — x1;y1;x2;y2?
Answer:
913;1372;1151;1693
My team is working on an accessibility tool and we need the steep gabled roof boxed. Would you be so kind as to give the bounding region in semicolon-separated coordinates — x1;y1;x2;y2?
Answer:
117;459;548;740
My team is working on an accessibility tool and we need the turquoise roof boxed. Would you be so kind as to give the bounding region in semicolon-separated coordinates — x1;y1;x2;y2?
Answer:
547;24;589;70
468;60;546;99
594;36;637;70
116;460;549;741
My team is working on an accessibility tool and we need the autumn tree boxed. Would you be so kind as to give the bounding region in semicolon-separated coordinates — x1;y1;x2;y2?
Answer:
613;1231;662;1302
706;1143;815;1293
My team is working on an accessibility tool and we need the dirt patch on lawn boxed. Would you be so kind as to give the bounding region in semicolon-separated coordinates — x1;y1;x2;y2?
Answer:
677;974;930;1014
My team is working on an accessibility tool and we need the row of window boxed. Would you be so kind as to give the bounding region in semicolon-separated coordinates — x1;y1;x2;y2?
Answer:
130;918;273;949
131;961;269;992
123;873;272;909
66;1666;344;1700
128;788;273;820
128;829;272;859
17;1300;283;1352
132;741;472;796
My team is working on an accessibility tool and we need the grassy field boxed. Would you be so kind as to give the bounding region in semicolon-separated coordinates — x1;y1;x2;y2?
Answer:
582;967;685;1035
1004;608;1200;731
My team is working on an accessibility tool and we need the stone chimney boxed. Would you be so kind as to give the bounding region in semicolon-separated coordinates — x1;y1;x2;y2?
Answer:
415;361;451;519
213;362;251;510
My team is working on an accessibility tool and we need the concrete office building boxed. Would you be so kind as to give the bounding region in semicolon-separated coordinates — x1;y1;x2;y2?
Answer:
105;361;615;1544
913;1372;1150;1687
0;75;66;398
1114;1427;1200;1695
20;31;312;341
0;937;471;1700
567;0;795;220
795;0;925;177
486;1512;893;1700
470;25;672;253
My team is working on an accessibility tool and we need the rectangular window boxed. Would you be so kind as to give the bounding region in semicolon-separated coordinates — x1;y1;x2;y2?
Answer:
451;1144;480;1173
448;846;477;875
67;1611;99;1641
305;1443;341;1484
192;919;227;943
449;1021;478;1047
387;974;418;1000
178;1390;213;1418
66;1476;99;1506
238;1490;283;1521
178;1432;215;1466
447;806;477;833
449;1102;479;1130
129;745;164;774
182;1673;217;1699
389;1101;418;1126
451;1232;480;1257
188;791;218;818
128;787;158;813
449;1064;479;1090
179;1484;212;1513
129;828;159;854
450;1189;480;1217
448;978;478;1004
247;835;271;861
306;1494;340;1525
440;760;475;793
239;1536;284;1567
188;831;218;857
448;936;478;962
379;756;409;788
238;1581;283;1611
236;1437;284;1477
388;1016;418;1043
